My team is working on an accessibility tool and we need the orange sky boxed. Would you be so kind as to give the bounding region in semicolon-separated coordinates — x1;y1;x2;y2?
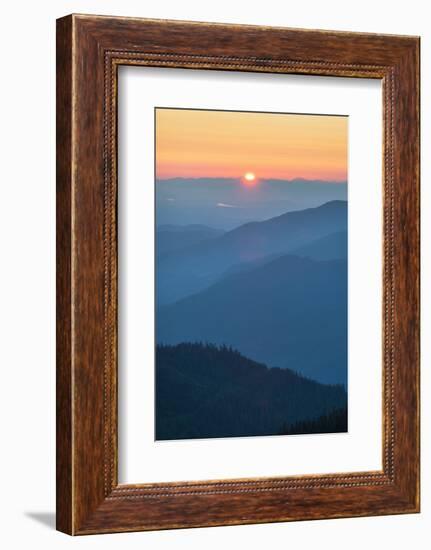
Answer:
156;108;347;182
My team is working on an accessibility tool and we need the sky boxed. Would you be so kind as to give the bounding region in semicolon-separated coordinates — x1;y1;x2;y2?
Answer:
155;108;348;182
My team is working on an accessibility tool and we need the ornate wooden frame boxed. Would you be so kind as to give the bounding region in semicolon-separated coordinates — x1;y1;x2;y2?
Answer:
56;14;420;535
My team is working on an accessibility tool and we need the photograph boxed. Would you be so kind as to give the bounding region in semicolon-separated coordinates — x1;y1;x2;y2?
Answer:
155;107;349;440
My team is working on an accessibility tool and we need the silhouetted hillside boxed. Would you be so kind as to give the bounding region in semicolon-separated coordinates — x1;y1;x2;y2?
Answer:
279;407;347;435
156;343;347;440
157;254;347;384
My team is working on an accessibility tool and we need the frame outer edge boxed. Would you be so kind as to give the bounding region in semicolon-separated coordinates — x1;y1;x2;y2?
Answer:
56;14;74;535
393;38;420;511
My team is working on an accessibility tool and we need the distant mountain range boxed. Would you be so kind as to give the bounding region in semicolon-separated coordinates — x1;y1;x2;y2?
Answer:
156;200;347;306
156;224;224;259
156;178;347;229
156;343;347;440
292;229;347;261
156;200;348;386
220;229;347;279
158;224;223;233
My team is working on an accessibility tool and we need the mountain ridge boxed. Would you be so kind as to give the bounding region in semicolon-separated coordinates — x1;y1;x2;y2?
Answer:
156;200;347;306
157;254;347;384
156;179;347;229
156;342;347;440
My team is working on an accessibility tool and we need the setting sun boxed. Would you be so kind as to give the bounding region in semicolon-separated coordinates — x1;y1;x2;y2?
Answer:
244;172;256;183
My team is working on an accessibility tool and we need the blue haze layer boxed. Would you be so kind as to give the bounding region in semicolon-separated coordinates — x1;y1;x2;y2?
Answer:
155;179;347;386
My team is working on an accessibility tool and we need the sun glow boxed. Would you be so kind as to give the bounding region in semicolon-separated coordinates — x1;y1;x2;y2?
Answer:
244;172;256;184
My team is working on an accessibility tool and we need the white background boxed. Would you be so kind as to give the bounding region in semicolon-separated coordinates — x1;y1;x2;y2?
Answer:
0;1;428;548
118;68;382;483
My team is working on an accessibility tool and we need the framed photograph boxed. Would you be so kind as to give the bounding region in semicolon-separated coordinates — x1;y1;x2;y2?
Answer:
56;14;420;535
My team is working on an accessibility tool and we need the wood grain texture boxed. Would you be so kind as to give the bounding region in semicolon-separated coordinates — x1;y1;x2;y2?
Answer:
56;14;420;535
56;16;73;535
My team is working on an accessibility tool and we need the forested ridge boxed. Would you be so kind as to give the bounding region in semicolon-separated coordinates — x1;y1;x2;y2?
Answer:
156;343;347;440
